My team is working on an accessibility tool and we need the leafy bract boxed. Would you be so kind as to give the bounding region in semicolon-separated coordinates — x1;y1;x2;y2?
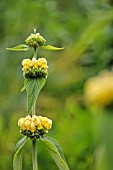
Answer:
24;78;46;114
6;44;30;51
13;137;27;170
41;136;70;170
41;45;64;50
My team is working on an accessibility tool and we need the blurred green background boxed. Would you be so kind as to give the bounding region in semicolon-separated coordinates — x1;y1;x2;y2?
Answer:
1;0;113;170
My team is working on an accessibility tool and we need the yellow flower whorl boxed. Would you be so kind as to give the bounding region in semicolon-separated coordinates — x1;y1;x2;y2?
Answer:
22;57;48;78
18;115;52;140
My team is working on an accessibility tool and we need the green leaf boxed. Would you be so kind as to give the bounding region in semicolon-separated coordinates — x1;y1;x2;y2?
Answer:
6;44;30;51
13;137;27;170
41;45;64;50
41;136;70;170
24;78;46;114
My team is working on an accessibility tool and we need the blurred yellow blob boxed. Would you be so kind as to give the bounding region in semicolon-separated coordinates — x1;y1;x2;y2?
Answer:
84;70;113;106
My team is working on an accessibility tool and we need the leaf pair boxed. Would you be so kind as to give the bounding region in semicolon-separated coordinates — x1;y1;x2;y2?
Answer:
13;136;70;170
6;44;64;51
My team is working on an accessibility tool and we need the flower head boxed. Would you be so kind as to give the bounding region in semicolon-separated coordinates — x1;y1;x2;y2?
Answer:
18;115;52;140
22;57;48;79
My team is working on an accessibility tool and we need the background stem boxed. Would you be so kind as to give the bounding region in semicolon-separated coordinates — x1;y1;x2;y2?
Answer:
32;140;38;170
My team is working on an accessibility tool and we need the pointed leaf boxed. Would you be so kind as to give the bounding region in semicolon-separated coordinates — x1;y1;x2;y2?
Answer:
41;136;70;170
24;78;46;114
6;44;30;51
13;137;27;170
41;45;64;50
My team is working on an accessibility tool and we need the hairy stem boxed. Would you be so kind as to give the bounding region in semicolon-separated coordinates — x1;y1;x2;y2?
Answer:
32;140;38;170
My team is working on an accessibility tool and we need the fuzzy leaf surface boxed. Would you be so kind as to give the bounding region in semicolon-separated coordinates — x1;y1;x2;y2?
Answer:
13;137;27;170
6;44;30;51
41;45;64;50
24;78;46;114
41;136;70;170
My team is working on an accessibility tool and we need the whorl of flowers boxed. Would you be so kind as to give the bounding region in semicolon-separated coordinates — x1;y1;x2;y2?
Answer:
25;33;46;48
84;70;113;107
18;115;52;140
22;57;48;78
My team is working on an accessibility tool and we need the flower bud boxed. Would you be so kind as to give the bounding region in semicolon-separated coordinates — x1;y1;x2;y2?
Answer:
25;33;46;48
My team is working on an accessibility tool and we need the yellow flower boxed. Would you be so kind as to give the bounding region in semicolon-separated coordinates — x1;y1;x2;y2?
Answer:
31;121;36;132
37;116;43;122
38;58;48;68
32;115;43;129
22;59;31;66
22;59;32;71
41;117;52;130
25;115;32;121
25;120;32;130
18;118;26;130
32;57;39;68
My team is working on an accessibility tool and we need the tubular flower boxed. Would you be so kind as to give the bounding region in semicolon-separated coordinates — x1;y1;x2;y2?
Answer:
84;70;113;107
25;33;46;48
22;57;48;78
18;115;52;140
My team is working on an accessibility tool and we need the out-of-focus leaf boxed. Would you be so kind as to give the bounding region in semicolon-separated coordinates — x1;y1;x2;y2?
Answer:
13;137;27;170
41;45;64;50
24;78;46;114
41;136;70;170
6;44;30;51
66;10;113;59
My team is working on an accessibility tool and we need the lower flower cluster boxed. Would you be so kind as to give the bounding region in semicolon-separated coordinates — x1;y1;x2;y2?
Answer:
22;57;48;78
18;115;52;140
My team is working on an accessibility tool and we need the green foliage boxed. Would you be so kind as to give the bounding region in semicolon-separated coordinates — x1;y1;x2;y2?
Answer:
41;45;64;50
6;44;30;51
41;136;70;170
24;78;46;114
13;137;27;170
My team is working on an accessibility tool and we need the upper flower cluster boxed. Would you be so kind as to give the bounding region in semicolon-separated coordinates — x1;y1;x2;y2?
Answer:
22;57;48;78
25;33;46;48
84;70;113;107
18;115;52;140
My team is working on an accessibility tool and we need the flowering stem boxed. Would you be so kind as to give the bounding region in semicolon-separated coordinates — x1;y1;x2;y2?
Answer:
32;140;38;170
32;103;37;169
32;46;38;170
34;47;37;59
